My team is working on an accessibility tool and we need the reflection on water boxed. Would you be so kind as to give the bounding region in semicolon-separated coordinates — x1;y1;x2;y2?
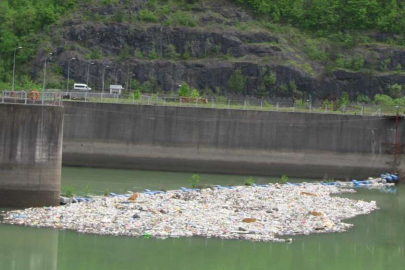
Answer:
0;225;58;270
0;167;404;270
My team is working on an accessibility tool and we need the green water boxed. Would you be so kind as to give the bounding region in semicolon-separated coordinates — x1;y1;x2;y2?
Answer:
1;167;404;270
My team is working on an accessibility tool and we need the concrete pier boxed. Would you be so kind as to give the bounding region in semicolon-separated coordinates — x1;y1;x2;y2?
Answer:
0;104;63;207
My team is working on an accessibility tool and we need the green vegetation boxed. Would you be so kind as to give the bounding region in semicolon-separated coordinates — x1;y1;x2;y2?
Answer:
234;0;405;35
190;174;200;188
228;69;246;94
281;175;288;184
84;184;91;197
62;185;76;198
0;0;78;87
244;177;254;186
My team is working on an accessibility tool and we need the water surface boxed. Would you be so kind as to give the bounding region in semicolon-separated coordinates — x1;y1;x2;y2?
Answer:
1;167;404;270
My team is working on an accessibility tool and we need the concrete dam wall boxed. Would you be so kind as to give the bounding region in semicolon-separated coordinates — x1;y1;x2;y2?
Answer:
63;102;405;179
0;104;63;207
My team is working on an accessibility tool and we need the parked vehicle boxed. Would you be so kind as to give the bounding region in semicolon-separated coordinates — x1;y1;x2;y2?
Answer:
74;83;91;91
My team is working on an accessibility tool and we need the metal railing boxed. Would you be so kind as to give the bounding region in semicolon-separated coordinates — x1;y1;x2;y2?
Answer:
0;91;63;106
58;92;404;116
2;91;403;116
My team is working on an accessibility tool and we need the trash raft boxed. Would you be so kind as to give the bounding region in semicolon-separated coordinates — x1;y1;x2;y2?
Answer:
1;179;394;243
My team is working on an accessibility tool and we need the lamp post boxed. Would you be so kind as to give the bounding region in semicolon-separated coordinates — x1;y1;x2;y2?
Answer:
12;46;22;91
115;69;122;84
86;62;94;86
66;58;75;92
102;65;109;94
127;73;133;92
43;53;53;92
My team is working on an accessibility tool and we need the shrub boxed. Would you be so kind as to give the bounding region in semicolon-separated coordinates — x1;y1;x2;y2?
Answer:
228;69;246;94
281;175;288;184
164;44;179;59
387;84;403;98
118;44;131;61
356;94;371;104
245;177;254;186
135;48;144;59
263;71;277;86
279;84;288;93
190;174;200;188
374;94;396;107
148;49;159;60
190;89;200;98
139;10;158;23
379;59;391;72
173;11;196;27
352;55;364;70
339;92;350;106
62;185;76;198
132;89;141;100
178;84;191;97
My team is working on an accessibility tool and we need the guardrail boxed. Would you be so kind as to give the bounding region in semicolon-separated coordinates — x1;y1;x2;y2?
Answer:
59;92;404;116
1;91;404;116
0;91;63;106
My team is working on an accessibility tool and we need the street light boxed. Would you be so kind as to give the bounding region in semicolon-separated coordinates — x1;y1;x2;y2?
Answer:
86;62;95;86
43;53;53;91
102;65;109;94
127;72;133;92
66;57;75;92
12;46;22;91
115;69;122;84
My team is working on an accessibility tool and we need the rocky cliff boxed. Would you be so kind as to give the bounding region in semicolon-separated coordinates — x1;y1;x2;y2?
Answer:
32;0;405;100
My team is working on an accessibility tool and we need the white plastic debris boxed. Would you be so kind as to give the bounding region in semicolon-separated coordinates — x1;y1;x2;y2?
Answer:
1;182;385;242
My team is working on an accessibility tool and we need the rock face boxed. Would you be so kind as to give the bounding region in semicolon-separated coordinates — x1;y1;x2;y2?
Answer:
32;0;405;99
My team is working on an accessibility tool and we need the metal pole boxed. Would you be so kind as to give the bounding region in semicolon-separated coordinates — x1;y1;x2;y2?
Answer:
261;101;263;110
12;47;22;92
132;94;135;104
276;102;279;111
228;100;231;109
85;92;87;102
115;69;121;85
212;99;214;108
43;53;52;92
67;58;75;92
244;100;246;110
164;97;166;106
101;92;103;103
325;104;328;114
195;98;198;107
102;65;109;95
361;105;364;115
87;62;94;86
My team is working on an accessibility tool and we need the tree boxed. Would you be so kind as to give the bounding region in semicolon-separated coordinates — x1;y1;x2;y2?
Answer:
228;69;246;94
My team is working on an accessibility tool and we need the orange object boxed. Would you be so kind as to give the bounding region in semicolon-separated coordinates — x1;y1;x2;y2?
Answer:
242;218;257;223
29;90;40;101
128;193;139;201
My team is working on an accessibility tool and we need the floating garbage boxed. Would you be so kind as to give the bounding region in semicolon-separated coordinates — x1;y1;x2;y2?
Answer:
1;180;391;243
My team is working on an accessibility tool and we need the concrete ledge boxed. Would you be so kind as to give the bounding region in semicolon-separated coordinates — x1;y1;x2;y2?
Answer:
0;189;60;208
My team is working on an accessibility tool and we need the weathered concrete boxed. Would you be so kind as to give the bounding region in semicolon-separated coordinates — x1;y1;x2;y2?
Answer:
0;104;63;207
63;102;405;179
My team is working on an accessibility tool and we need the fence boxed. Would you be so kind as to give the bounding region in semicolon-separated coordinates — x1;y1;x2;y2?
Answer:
1;91;404;116
59;92;404;116
0;91;63;106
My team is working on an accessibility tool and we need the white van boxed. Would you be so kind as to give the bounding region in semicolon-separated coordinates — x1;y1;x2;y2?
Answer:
73;83;91;91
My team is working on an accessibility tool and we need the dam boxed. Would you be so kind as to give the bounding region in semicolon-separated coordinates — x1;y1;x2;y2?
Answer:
62;102;405;179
